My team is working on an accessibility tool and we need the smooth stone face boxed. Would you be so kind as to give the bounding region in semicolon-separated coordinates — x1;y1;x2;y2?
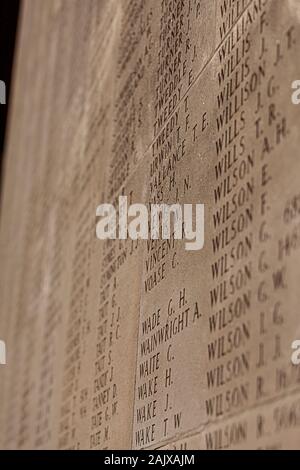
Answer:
0;0;300;450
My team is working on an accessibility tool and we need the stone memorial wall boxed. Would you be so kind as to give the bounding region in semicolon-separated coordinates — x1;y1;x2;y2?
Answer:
1;0;300;450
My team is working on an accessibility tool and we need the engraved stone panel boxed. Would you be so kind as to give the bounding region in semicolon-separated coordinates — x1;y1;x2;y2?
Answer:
0;0;300;450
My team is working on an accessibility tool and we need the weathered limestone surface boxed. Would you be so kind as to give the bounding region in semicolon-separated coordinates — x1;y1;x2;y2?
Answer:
1;0;300;450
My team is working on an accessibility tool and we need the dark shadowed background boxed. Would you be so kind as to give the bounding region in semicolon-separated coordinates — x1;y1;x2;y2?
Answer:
0;0;20;195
